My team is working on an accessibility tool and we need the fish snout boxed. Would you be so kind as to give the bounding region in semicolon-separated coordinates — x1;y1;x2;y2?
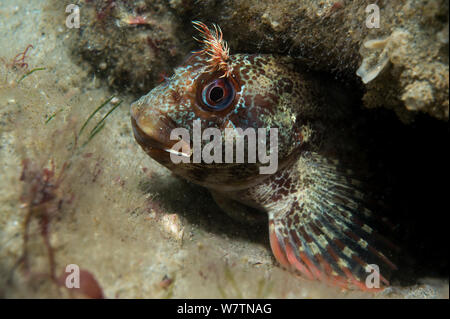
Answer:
130;101;177;164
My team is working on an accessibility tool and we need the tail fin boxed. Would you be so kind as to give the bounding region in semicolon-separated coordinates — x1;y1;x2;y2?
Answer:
268;152;397;291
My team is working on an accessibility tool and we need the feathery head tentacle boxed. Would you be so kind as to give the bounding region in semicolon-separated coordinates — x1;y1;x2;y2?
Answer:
192;21;231;77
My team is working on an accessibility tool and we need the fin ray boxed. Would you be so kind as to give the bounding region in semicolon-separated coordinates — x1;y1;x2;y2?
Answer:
268;152;396;290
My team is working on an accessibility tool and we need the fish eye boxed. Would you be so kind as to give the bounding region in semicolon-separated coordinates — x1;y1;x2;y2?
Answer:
201;78;235;111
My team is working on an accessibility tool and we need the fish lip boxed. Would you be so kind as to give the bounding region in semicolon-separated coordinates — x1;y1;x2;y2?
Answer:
130;104;184;164
131;115;169;152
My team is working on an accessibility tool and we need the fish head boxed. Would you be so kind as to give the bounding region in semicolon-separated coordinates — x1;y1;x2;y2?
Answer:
131;23;310;190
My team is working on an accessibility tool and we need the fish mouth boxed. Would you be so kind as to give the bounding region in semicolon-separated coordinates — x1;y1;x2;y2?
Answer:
130;103;191;164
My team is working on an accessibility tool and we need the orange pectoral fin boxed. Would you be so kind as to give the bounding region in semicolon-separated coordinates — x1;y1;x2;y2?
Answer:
269;221;290;268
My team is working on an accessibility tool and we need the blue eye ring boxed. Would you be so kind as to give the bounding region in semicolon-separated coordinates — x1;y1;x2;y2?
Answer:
201;78;235;111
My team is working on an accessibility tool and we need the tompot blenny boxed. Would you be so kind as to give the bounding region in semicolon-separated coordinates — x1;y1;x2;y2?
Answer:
131;21;397;290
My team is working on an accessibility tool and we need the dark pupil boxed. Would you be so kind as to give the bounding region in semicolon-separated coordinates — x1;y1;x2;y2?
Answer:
201;78;235;111
209;86;224;103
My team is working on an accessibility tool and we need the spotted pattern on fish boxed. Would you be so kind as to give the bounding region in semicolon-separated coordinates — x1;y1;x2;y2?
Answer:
130;22;397;290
